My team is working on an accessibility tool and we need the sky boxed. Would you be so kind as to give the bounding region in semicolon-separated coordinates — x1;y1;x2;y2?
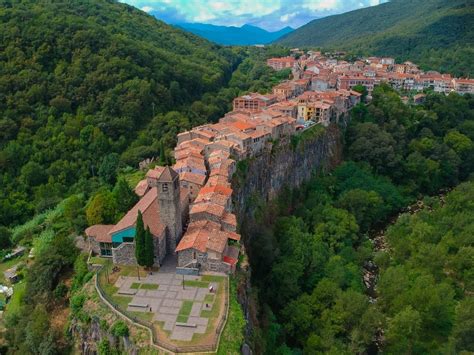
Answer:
121;0;387;31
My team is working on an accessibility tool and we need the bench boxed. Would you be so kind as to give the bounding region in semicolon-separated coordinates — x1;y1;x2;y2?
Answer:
176;322;197;328
128;302;148;308
118;290;136;295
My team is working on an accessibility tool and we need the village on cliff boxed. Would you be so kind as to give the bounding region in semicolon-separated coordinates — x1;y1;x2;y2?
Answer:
85;50;474;275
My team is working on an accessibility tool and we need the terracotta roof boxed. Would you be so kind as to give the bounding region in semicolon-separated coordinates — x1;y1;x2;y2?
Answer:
180;172;206;186
134;179;149;197
199;184;232;197
194;191;231;208
160;166;178;182
85;225;114;243
190;202;226;219
146;166;165;179
175;220;231;253
206;175;231;187
222;212;237;227
109;187;162;236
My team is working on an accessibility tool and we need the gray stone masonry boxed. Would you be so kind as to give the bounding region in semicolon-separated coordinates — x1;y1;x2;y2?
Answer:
112;242;136;265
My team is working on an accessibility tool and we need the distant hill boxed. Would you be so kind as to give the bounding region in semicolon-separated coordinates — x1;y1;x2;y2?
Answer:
277;0;474;76
171;22;293;45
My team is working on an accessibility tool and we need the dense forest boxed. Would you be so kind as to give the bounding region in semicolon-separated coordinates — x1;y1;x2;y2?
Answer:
0;0;291;229
277;0;474;77
244;86;474;354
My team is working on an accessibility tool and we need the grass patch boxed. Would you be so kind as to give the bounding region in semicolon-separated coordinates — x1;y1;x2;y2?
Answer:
129;311;154;322
130;282;141;289
5;282;26;315
88;256;107;265
200;309;213;318
111;295;133;309
176;314;188;323
179;300;193;316
204;294;214;303
217;277;245;355
141;283;158;290
177;300;193;323
183;280;209;288
201;275;225;283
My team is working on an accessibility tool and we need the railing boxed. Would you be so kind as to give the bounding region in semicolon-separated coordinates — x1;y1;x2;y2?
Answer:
95;266;230;354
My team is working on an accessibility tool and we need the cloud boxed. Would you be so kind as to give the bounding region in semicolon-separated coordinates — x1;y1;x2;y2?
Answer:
141;5;154;12
124;0;388;31
280;12;298;23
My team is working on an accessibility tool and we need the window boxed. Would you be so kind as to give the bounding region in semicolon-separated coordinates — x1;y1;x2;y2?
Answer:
193;251;197;259
100;242;112;256
162;183;168;192
123;237;134;243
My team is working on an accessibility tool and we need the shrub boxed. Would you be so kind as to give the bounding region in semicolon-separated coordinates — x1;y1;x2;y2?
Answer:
110;320;129;337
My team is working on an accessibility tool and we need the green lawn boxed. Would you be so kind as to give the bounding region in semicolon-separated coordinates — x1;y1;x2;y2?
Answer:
176;315;188;323
201;275;225;283
183;280;209;288
130;311;154;322
141;283;158;290
112;294;133;309
204;294;214;303
177;300;193;323
88;256;107;265
5;282;26;315
130;282;141;289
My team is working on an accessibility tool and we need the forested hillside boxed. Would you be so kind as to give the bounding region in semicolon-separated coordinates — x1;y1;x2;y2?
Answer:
244;87;474;353
0;6;289;346
277;0;474;76
0;0;238;227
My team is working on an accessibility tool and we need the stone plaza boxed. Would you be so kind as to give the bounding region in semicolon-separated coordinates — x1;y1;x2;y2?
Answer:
111;259;225;342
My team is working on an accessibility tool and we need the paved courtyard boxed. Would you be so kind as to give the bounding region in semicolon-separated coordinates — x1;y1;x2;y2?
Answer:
112;258;224;341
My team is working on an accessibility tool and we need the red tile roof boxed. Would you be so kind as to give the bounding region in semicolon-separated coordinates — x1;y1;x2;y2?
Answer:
85;225;114;243
134;179;149;197
108;187;165;238
180;172;206;186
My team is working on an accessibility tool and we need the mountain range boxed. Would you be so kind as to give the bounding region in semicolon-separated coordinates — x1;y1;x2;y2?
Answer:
171;22;294;46
277;0;474;76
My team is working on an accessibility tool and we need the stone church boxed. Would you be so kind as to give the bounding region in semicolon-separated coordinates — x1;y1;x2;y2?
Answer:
85;166;189;266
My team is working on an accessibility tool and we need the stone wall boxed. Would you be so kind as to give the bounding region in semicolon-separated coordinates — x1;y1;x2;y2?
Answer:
177;248;231;273
112;242;136;265
154;234;167;265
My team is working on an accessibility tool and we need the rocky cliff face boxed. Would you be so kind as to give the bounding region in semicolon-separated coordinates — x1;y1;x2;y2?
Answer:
233;124;343;217
231;123;344;351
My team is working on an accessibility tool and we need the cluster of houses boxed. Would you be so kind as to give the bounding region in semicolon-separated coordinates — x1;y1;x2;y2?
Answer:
85;52;372;275
267;52;474;96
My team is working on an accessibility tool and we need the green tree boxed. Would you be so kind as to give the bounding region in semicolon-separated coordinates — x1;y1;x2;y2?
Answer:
144;226;155;268
112;178;139;214
98;153;120;186
86;190;117;225
451;298;474;352
336;189;384;231
134;211;146;266
385;306;422;354
352;84;368;101
110;320;129;337
20;161;47;187
0;226;12;250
